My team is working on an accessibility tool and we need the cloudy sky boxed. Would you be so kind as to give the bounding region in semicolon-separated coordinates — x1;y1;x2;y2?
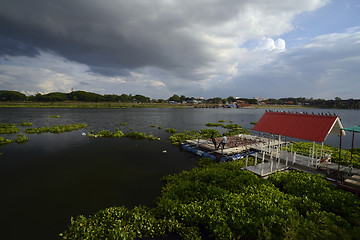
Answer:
0;0;359;99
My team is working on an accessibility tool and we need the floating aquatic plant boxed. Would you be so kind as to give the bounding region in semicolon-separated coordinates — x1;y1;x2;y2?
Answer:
18;121;33;127
205;123;224;127
125;131;148;140
119;122;128;126
148;134;160;141
24;123;87;134
14;134;29;143
88;130;125;138
0;136;13;145
49;115;60;118
0;123;20;134
166;128;177;134
222;123;242;129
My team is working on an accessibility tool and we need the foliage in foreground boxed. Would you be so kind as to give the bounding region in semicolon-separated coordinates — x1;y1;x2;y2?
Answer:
285;142;360;168
61;159;360;240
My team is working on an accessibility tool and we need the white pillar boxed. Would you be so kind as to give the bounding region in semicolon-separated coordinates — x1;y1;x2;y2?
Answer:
311;141;315;166
261;151;265;176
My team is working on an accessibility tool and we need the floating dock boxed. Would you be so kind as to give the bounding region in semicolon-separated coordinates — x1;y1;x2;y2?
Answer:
181;134;360;194
181;134;279;162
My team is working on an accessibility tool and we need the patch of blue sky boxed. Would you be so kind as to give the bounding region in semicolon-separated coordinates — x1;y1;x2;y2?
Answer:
280;0;360;48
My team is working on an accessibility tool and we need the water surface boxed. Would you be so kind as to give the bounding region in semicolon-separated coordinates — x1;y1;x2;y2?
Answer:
0;107;359;239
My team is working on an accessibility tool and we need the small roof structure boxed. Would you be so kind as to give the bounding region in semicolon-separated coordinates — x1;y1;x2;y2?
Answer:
343;125;360;133
252;111;345;143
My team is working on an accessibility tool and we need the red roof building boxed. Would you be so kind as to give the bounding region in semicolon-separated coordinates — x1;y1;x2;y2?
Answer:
252;111;345;143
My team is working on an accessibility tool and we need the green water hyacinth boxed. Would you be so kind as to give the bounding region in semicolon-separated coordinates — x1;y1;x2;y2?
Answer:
88;130;125;138
49;115;60;118
222;123;242;129
0;136;13;145
125;131;148;140
18;121;33;126
14;134;29;143
166;128;177;134
24;124;87;134
0;123;20;134
205;122;224;127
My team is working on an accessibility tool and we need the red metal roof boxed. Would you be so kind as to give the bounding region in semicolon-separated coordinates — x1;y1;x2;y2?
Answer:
252;111;343;142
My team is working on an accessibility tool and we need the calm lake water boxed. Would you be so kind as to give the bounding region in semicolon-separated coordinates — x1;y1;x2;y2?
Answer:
0;107;359;239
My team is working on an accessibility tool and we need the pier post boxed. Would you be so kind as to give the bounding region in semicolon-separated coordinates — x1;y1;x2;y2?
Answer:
278;135;281;157
246;155;248;167
311;141;315;166
286;152;289;167
261;151;265;176
293;152;296;165
270;158;273;173
255;152;258;166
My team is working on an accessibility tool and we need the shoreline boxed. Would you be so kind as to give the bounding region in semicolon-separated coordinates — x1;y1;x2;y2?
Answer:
0;101;335;109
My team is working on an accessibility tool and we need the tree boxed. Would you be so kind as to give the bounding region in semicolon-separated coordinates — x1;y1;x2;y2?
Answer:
67;91;104;102
168;94;180;102
227;96;235;102
180;95;186;102
0;90;27;101
134;94;150;103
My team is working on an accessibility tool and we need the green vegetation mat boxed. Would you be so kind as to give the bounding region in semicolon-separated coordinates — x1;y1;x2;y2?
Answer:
61;159;360;239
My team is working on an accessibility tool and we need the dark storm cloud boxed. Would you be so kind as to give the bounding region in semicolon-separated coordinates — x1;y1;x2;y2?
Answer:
0;0;216;77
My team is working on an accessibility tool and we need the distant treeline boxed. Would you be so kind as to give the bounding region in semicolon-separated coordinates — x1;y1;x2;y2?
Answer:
0;90;359;109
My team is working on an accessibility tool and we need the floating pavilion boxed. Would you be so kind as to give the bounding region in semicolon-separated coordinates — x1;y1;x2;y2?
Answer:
180;111;360;194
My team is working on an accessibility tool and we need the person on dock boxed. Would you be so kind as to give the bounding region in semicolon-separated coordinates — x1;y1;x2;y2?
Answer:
211;133;218;149
218;134;227;151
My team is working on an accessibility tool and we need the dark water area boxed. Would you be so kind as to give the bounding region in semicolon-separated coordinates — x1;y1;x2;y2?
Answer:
0;107;359;239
